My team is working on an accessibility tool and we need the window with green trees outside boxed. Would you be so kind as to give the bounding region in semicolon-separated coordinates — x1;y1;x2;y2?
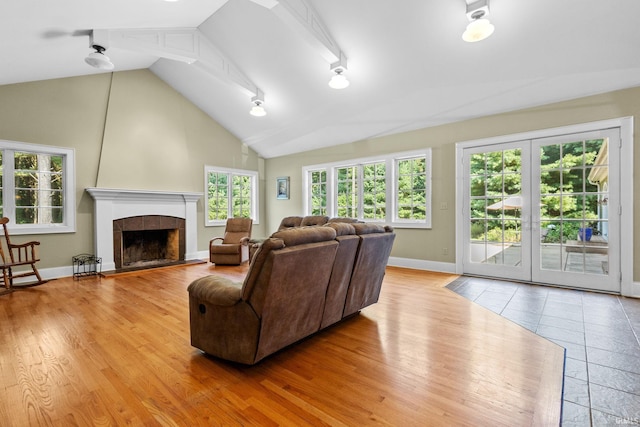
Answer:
205;166;258;225
0;140;75;234
303;149;431;227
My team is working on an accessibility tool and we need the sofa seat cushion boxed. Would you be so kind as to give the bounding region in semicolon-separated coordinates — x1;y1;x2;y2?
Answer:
187;275;243;306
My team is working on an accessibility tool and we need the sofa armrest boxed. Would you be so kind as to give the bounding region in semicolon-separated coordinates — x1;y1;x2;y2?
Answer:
187;275;243;306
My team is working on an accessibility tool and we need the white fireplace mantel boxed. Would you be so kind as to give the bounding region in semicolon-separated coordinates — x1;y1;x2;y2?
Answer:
86;188;203;271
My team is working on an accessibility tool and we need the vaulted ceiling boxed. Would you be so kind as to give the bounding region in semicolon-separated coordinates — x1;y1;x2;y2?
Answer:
3;0;640;158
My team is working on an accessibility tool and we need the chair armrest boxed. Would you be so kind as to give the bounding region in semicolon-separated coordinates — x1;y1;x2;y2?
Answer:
239;237;251;245
8;241;40;249
8;240;40;263
209;237;224;252
187;275;243;306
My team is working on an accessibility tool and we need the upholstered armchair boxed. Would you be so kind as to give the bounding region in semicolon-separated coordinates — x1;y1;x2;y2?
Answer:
209;218;253;265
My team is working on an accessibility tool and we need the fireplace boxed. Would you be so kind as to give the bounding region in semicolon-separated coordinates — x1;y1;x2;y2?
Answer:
86;188;202;272
113;215;185;270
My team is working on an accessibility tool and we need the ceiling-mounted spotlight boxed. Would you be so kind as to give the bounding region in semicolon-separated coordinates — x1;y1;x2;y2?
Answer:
85;44;114;70
329;68;350;89
462;0;495;43
249;94;266;117
329;51;350;89
250;101;266;117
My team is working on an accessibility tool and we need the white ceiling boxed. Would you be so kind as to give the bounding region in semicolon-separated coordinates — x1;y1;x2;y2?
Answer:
3;0;640;159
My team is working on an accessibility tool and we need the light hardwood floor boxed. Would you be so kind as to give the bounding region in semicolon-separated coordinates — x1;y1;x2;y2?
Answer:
0;264;564;426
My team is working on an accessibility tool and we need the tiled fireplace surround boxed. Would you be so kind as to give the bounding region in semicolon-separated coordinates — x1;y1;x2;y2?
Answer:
86;188;202;272
113;215;185;269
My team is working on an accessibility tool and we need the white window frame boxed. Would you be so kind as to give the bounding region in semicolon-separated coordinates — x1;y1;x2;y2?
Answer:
302;149;432;228
204;165;259;227
0;140;76;235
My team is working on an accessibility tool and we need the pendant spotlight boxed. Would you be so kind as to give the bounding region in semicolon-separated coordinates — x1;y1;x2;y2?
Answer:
328;51;350;89
84;44;114;70
329;68;350;89
249;93;267;117
462;0;495;43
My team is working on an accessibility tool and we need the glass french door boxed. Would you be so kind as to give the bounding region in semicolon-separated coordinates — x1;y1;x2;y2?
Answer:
463;141;532;282
462;129;620;292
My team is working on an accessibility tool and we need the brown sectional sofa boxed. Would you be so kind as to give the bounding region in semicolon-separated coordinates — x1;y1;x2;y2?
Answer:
247;215;359;261
187;220;395;365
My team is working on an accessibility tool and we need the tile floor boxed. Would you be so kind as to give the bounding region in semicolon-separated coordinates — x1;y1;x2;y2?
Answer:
446;276;640;427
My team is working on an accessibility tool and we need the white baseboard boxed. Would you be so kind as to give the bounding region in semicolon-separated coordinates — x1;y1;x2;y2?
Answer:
623;280;640;298
386;257;640;298
30;265;74;282
387;257;457;274
33;252;209;282
30;256;640;299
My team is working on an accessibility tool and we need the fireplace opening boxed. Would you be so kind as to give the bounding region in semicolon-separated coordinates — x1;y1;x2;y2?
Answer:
122;229;179;268
113;215;185;271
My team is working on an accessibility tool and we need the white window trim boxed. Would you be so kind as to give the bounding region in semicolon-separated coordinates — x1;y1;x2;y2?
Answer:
302;149;432;229
204;165;259;227
0;140;76;235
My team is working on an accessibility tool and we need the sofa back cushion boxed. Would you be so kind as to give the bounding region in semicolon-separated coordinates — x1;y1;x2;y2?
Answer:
277;216;303;230
254;239;338;362
241;226;339;362
328;217;361;224
343;224;396;317
321;222;360;328
242;226;337;314
300;215;329;227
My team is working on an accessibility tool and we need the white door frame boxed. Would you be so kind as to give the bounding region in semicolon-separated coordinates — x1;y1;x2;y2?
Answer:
455;117;635;296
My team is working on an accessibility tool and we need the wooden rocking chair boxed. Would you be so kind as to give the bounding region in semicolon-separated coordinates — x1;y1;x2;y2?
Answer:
0;217;45;291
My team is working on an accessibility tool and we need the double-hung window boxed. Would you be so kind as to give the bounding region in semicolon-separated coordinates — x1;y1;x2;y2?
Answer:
205;166;259;226
303;149;432;228
0;140;76;234
309;170;327;215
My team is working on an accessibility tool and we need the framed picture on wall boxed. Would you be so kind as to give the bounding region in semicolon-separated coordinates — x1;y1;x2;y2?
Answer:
276;176;290;200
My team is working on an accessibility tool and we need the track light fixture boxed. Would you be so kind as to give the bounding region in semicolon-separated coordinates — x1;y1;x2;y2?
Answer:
329;52;350;89
329;68;350;89
249;94;266;117
462;0;495;43
84;44;114;70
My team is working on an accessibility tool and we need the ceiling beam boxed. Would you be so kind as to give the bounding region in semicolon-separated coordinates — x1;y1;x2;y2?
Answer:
89;28;262;99
191;31;260;98
91;28;199;64
249;0;347;67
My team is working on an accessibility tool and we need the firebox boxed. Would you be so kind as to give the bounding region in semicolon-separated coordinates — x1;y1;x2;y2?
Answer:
113;215;185;270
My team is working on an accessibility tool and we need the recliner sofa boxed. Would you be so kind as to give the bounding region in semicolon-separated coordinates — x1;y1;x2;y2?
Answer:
187;221;395;364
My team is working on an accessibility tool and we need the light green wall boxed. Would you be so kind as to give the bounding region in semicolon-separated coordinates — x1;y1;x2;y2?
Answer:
0;70;265;269
265;86;640;280
1;70;638;280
